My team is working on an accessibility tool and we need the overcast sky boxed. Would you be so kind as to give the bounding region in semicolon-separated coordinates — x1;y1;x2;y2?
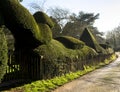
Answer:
21;0;120;33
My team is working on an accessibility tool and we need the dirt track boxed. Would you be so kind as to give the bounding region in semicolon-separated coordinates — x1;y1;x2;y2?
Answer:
53;53;120;92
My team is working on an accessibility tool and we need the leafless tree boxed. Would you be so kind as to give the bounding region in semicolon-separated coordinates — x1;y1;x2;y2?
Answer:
30;0;47;12
48;7;70;29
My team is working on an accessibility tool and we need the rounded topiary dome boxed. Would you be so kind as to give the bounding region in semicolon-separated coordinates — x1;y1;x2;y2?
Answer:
33;12;53;44
33;11;54;28
38;23;52;44
0;28;8;82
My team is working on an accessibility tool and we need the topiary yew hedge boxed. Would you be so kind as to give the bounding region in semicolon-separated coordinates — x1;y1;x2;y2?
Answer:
80;28;106;54
37;23;52;44
33;11;54;44
55;36;85;49
0;0;42;49
0;28;8;82
33;39;98;79
33;11;54;28
0;0;114;81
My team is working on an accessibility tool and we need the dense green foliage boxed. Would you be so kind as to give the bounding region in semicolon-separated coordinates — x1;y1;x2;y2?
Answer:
37;23;52;44
33;11;55;44
55;36;85;49
80;28;106;54
33;39;97;78
0;28;8;82
33;11;54;28
0;0;115;88
34;39;97;63
0;0;41;49
100;44;114;54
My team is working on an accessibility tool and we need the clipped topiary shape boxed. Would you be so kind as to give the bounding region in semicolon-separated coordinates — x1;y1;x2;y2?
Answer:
37;23;52;44
55;36;85;49
80;28;106;54
0;28;8;82
33;11;54;28
0;0;42;49
33;12;53;44
32;39;97;79
34;39;67;60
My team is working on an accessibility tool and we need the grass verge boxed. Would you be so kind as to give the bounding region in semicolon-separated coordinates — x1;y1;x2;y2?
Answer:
6;54;117;92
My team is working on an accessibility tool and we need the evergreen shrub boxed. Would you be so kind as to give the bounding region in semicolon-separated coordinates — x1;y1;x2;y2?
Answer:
33;11;54;44
33;11;54;28
80;28;106;54
33;39;97;79
0;0;42;49
55;36;85;49
0;28;8;82
37;23;52;44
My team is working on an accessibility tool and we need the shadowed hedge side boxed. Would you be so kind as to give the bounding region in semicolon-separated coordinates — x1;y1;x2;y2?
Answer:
0;28;8;82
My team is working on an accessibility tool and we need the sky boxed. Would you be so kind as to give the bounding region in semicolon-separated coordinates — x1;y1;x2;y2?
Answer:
21;0;120;33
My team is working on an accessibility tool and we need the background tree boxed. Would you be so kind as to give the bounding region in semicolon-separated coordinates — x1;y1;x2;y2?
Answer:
106;26;120;50
88;26;105;44
48;7;70;29
30;0;47;12
50;17;62;38
62;11;101;39
29;3;103;42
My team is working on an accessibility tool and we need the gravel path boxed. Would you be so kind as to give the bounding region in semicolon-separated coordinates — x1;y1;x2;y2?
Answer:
53;53;120;92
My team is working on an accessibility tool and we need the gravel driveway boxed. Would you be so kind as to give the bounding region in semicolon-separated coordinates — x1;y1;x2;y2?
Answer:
53;53;120;92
